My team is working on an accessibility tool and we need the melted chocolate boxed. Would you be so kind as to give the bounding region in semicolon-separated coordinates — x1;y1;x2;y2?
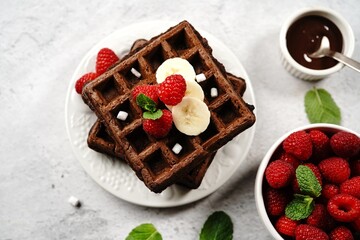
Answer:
286;15;343;70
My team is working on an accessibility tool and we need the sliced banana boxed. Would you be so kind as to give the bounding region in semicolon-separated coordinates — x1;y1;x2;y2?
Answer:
172;97;210;136
156;57;196;83
185;80;204;101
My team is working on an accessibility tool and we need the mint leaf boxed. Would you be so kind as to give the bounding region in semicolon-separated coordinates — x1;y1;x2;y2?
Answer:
125;223;162;240
285;195;314;220
199;211;233;240
296;165;322;197
143;109;163;120
305;87;341;124
136;94;157;112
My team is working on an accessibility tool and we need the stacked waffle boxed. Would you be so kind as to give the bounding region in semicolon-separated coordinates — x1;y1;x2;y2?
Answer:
82;21;256;193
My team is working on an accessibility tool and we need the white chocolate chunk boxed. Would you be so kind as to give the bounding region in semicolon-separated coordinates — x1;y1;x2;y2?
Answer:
210;88;218;97
195;73;206;82
68;196;81;207
131;68;141;78
117;111;128;121
172;143;183;154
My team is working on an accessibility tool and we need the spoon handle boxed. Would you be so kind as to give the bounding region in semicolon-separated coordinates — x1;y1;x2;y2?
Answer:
327;50;360;73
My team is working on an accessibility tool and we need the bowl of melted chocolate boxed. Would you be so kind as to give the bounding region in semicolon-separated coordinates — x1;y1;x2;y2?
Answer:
280;7;354;80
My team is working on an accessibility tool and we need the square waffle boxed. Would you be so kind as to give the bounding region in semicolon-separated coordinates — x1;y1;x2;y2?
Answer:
82;20;256;192
87;71;247;189
86;38;247;189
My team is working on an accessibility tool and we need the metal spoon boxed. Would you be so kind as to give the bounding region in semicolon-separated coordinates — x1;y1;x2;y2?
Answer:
308;36;360;73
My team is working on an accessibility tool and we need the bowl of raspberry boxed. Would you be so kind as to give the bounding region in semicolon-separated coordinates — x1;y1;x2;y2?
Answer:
255;123;360;240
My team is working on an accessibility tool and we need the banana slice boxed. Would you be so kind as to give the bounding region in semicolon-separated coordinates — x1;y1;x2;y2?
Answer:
172;97;210;136
156;57;196;83
185;80;204;101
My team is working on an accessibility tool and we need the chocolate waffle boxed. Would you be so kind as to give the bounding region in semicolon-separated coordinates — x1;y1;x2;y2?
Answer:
86;39;247;189
82;20;256;192
87;73;247;189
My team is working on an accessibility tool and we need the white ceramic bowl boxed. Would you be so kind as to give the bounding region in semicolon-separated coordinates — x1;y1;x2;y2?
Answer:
254;123;359;240
280;7;355;81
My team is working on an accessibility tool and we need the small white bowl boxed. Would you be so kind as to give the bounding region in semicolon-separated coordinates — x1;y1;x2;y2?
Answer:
280;7;355;81
254;123;359;240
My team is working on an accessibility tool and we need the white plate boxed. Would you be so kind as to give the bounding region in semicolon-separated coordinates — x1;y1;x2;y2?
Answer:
65;20;256;207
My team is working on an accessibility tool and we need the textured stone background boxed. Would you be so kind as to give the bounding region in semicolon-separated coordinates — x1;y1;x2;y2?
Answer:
1;0;359;239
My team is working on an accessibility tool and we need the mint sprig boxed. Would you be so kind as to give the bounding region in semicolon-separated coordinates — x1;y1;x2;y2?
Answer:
285;194;314;220
296;165;322;197
125;223;162;240
285;165;322;220
305;87;341;124
124;211;233;240
136;94;163;120
199;211;233;240
143;109;163;120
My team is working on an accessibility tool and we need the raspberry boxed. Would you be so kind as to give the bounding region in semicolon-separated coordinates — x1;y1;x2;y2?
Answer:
143;109;172;138
340;176;360;198
306;204;334;231
158;74;186;105
319;157;350;184
264;187;290;216
352;217;360;232
292;163;322;193
322;184;340;200
295;224;329;240
330;131;360;158
292;179;301;193
75;72;98;94
275;215;299;237
327;194;360;222
283;130;313;161
265;160;295;188
329;226;354;240
132;84;159;104
279;152;300;169
309;130;331;161
350;159;360;176
96;48;119;75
